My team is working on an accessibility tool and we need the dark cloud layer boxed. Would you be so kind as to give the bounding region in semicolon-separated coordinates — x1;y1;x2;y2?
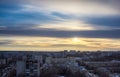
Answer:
84;15;120;27
0;29;120;38
0;40;13;45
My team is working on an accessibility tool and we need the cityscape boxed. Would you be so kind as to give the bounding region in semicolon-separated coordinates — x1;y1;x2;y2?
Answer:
0;0;120;77
0;50;120;77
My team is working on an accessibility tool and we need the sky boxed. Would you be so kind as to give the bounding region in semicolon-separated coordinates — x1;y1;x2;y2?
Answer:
0;0;120;51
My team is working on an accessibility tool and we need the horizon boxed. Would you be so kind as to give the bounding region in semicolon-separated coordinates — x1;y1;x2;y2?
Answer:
1;49;120;52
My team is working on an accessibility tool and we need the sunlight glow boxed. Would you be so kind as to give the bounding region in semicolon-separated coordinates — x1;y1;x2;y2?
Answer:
72;37;79;42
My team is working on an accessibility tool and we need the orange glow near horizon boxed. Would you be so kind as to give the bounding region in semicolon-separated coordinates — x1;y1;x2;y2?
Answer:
0;36;120;51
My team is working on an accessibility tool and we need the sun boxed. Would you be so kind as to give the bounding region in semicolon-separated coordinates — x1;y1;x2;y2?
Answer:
72;37;79;42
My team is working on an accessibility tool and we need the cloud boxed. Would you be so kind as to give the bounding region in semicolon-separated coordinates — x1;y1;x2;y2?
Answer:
0;11;59;25
0;0;120;31
0;36;120;51
25;0;120;16
83;15;120;28
0;40;13;45
37;20;96;31
0;0;23;5
0;28;120;38
2;0;119;16
0;0;120;51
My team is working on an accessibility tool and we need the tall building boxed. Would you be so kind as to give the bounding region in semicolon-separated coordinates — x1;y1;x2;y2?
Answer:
16;60;26;77
25;55;41;77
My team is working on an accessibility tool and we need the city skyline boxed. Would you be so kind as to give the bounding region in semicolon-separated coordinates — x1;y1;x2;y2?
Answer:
0;0;120;51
